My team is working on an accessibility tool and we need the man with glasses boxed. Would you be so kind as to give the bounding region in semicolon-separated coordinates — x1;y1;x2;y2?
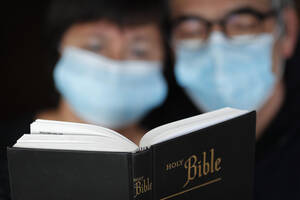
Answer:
167;0;299;199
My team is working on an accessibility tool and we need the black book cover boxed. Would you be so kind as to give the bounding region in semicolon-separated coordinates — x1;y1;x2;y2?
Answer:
152;111;255;200
8;111;255;200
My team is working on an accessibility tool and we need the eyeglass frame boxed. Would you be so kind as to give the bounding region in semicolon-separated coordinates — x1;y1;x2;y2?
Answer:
171;7;279;40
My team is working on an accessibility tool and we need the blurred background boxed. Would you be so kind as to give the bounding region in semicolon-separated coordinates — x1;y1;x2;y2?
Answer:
1;1;300;121
1;1;55;121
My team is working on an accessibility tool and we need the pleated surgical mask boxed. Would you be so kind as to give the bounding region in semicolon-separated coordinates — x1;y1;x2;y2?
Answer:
54;47;167;128
175;32;277;112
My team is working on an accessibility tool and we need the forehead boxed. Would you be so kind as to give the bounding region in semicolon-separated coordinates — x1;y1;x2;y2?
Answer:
65;20;161;38
170;0;272;19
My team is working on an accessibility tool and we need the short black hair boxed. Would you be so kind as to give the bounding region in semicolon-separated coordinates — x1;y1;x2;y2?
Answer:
46;0;169;50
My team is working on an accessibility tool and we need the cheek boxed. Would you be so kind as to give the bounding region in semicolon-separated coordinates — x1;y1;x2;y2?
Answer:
60;28;91;51
145;42;165;61
155;47;165;61
271;40;284;77
60;37;80;53
153;38;166;61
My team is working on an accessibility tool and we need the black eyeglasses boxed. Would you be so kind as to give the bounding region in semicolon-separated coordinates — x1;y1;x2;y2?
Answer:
172;7;277;43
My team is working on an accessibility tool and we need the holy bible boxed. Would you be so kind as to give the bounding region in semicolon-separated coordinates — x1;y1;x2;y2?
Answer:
7;108;256;200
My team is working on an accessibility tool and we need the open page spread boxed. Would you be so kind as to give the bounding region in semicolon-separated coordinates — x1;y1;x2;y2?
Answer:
14;107;249;152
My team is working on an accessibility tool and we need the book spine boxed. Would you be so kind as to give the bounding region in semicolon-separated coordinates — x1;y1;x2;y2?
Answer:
131;148;153;200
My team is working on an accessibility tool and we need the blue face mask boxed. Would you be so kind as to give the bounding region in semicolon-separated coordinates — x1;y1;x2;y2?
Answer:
54;47;167;128
175;32;276;112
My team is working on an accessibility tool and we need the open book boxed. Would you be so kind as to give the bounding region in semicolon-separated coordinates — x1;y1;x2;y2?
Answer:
14;107;248;152
8;108;256;200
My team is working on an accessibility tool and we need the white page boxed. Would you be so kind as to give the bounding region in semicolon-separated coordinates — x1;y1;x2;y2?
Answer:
15;134;138;152
140;108;249;148
31;119;136;147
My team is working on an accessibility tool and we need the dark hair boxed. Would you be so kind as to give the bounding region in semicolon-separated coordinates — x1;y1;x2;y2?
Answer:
46;0;169;51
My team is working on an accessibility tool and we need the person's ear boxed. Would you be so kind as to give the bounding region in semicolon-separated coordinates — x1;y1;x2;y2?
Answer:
281;7;299;59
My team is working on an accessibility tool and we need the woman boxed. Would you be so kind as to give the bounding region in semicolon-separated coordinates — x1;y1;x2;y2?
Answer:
41;0;169;144
0;0;169;199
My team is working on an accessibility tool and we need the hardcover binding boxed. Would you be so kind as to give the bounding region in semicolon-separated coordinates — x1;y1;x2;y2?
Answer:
7;148;132;200
132;149;153;200
7;111;256;200
152;111;256;200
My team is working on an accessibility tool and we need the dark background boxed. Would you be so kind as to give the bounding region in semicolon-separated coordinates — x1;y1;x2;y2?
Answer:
1;1;56;121
1;2;300;121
